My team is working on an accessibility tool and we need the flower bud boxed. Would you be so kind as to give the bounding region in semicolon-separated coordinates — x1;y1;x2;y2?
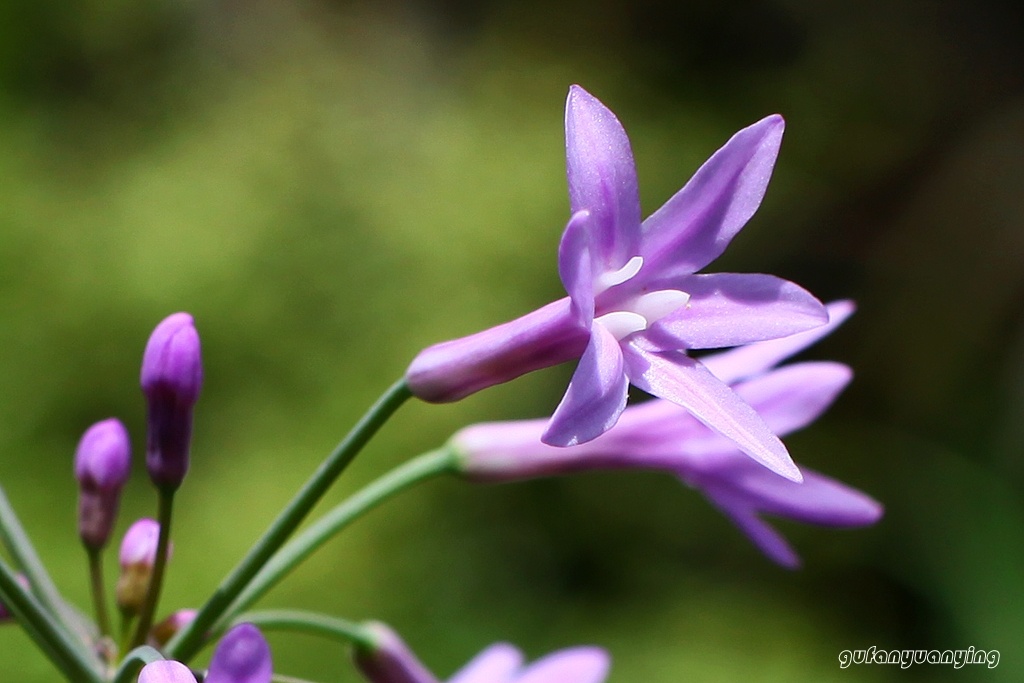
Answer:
141;313;202;490
353;622;437;683
151;609;197;647
116;518;167;616
138;660;198;683
206;623;273;683
74;418;131;550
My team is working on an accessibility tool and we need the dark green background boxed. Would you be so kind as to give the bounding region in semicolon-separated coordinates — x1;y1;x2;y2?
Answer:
2;1;1023;680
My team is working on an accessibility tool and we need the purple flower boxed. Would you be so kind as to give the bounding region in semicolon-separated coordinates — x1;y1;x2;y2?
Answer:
116;518;167;615
137;624;271;683
74;418;131;550
407;85;826;480
451;301;882;568
355;622;609;683
141;312;202;490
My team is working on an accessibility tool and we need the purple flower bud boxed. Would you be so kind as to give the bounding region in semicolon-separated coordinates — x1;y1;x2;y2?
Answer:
116;518;167;615
141;313;202;490
74;418;131;550
138;660;198;683
206;623;273;683
354;622;439;683
151;609;197;647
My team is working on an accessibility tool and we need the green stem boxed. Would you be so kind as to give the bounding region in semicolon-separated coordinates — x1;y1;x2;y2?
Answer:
165;378;412;662
130;488;175;649
0;484;75;624
234;609;374;648
218;447;458;629
0;557;104;682
0;484;97;662
86;547;112;638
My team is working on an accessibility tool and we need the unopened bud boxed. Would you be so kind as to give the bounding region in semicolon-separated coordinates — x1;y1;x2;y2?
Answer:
74;418;131;550
141;313;202;490
116;518;167;616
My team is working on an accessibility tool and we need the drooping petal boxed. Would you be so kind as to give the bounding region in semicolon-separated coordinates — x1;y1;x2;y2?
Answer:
447;643;523;683
639;115;785;276
558;210;596;326
138;661;199;683
647;273;827;350
565;85;642;271
542;324;629;447
622;342;801;481
515;647;610;683
407;299;590;403
700;299;856;384
205;623;272;683
705;492;802;569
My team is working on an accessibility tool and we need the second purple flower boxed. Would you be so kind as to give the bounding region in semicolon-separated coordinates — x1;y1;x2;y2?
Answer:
407;85;826;480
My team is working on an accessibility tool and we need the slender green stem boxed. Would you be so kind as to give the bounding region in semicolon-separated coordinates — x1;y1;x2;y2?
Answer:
86;547;112;638
0;484;98;662
234;609;374;648
165;378;412;662
0;557;104;682
218;447;458;629
130;488;175;649
0;484;74;624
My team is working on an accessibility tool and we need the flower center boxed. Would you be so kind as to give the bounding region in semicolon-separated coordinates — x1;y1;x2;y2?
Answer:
593;256;690;341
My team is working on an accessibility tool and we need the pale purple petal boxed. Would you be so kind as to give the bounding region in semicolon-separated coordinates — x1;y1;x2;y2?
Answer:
205;623;272;683
558;210;596;326
622;343;801;481
407;299;590;403
515;647;610;683
565;85;641;270
639;115;785;276
542;324;629;447
647;273;827;349
139;661;198;683
700;300;856;384
447;644;523;683
734;362;852;438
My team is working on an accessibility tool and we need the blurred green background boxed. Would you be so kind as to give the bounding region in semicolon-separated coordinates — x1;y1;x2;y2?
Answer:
2;0;1023;681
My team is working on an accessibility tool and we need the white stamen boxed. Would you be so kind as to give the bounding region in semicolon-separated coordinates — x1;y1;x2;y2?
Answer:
595;256;644;292
632;290;690;322
594;311;648;341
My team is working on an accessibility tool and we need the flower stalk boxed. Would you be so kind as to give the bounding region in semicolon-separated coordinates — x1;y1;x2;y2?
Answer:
165;378;413;662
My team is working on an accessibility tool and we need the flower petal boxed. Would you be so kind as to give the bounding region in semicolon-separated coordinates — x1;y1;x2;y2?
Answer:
558;210;596;326
705;492;802;569
640;115;785;276
448;644;523;683
734;362;852;437
622;342;801;481
407;298;590;403
648;273;827;350
565;85;641;271
700;299;856;384
515;647;610;683
542;324;629;447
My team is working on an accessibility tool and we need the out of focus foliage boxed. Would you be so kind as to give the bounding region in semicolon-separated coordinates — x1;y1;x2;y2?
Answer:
2;1;1023;681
